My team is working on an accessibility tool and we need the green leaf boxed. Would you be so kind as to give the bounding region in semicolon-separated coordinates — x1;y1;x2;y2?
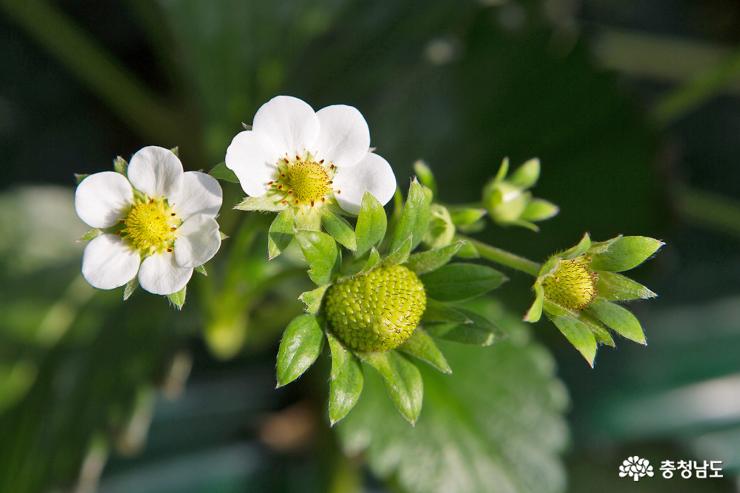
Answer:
298;285;329;314
209;162;240;183
268;209;295;260
596;271;657;301
405;241;463;275
321;209;357;251
296;230;338;285
276;314;324;387
123;278;138;301
358;350;423;425
587;298;646;344
113;156;128;175
548;313;597;366
422;299;471;325
234;194;286;212
398;328;451;374
413;160;437;197
521;198;559;222
421;263;507;301
383;236;412;266
589;236;664;272
508;158;540;188
327;332;364;425
426;307;503;346
338;304;567;493
390;179;432;252
167;287;187;311
79;229;102;242
355;192;387;257
523;283;544;322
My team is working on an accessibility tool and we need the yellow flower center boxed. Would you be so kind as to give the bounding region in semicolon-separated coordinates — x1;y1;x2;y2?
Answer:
542;256;598;311
121;197;180;255
325;265;427;352
271;154;334;207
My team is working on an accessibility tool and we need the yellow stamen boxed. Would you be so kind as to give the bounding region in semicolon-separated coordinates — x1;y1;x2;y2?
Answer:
121;197;180;255
273;153;333;206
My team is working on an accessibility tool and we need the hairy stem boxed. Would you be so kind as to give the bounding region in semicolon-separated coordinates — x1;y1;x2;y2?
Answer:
458;236;541;276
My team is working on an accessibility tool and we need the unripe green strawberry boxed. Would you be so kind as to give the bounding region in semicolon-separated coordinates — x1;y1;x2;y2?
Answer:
542;256;598;311
325;265;426;352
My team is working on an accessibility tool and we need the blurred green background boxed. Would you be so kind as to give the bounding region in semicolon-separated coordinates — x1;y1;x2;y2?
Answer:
2;0;740;492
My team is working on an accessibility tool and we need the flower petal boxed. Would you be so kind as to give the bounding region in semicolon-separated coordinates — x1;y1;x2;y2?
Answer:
314;105;370;168
75;172;133;228
174;214;221;268
225;130;280;197
81;234;140;290
128;146;184;198
252;95;319;156
334;153;396;214
138;251;193;295
170;171;223;220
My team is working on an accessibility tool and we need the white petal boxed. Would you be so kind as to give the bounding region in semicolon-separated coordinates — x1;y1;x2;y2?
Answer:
252;95;319;156
138;252;193;295
174;214;221;268
334;153;396;215
314;105;370;168
128;146;184;198
225;130;280;197
75;172;133;228
81;234;140;290
170;171;223;220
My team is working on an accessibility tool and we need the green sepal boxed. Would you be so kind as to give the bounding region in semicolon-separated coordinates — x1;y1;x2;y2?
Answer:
587;298;646;345
422;299;471;325
296;230;339;285
561;233;591;259
113;156;128;176
361;248;382;273
390;179;432;252
509;219;540;232
79;229;102;242
425;308;503;346
406;241;463;275
455;240;480;259
299;285;329;314
494;157;509;182
195;264;207;276
209;162;240;184
123;278;138;301
448;207;487;228
327;332;364;426
358;350;423;425
420;263;507;302
589;236;664;272
74;173;89;184
508;158;540;189
276;314;324;387
413;160;437;197
523;283;544;322
547;312;597;367
521;198;558;222
384;236;413;266
355;192;387;257
322;209;357;251
398;328;451;374
268;208;295;260
294;207;322;231
169;146;179;157
234;194;286;212
167;287;187;311
578;312;616;347
596;271;657;301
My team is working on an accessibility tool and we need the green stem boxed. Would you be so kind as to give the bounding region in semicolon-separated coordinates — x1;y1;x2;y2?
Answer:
676;187;740;239
458;236;541;276
0;0;181;143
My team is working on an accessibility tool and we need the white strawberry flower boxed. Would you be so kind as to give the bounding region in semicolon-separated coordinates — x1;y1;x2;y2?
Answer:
225;95;396;215
75;146;223;295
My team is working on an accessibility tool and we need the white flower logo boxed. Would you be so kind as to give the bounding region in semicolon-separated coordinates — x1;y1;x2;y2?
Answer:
225;95;396;214
75;146;223;295
619;456;654;482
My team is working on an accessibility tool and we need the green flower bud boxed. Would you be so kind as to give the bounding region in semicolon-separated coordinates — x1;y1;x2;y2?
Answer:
325;265;427;352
